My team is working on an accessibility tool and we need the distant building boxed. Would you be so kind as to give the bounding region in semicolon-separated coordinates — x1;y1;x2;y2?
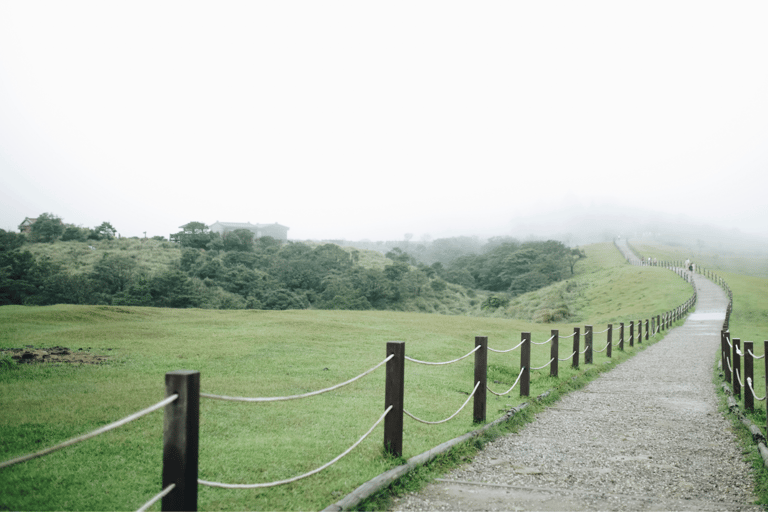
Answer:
18;217;37;233
207;221;289;241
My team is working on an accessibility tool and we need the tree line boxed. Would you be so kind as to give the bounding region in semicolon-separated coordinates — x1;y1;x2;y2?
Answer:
0;217;585;315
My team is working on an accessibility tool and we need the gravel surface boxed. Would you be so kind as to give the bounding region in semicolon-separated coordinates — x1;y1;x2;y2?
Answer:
390;271;761;511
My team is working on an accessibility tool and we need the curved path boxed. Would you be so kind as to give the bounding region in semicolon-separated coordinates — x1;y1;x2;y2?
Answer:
391;253;760;510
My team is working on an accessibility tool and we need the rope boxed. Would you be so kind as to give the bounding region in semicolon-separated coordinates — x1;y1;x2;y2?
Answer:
0;394;178;470
531;358;554;371
199;405;392;489
580;346;589;354
404;382;480;424
136;483;175;512
593;327;610;334
735;368;743;388
748;378;767;402
559;332;577;339
488;339;525;354
405;345;480;365
749;350;765;360
726;357;732;372
487;368;526;396
725;336;733;349
558;351;576;361
531;335;555;346
594;342;610;353
201;355;393;402
735;346;744;357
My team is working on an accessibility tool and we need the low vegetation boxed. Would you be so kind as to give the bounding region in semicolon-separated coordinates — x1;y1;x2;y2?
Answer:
0;242;696;511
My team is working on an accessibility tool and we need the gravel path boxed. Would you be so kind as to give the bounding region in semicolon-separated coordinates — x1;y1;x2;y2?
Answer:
391;271;760;511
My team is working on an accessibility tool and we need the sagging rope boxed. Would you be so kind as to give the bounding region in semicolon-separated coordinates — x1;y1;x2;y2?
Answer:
594;342;610;353
559;331;577;339
531;358;554;370
749;349;765;360
593;327;610;334
580;345;589;355
405;345;480;365
201;355;393;402
747;377;767;402
404;382;480;424
558;351;576;361
488;339;525;354
199;405;392;489
0;394;179;470
487;368;526;396
136;483;175;512
531;335;555;346
735;368;744;388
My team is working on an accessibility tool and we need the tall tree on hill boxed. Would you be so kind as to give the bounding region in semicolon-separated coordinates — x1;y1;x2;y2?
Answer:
173;221;215;249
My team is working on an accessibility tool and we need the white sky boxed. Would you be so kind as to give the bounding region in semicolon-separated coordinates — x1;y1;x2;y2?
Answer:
1;1;767;241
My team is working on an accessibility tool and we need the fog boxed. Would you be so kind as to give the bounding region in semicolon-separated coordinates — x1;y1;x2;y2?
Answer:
1;2;767;244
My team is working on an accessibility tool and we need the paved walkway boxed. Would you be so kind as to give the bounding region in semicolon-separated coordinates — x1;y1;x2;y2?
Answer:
391;259;760;510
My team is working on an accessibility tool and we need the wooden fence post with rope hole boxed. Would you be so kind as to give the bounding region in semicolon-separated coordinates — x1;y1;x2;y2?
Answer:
607;324;612;358
572;327;580;368
745;341;754;412
162;370;200;512
473;336;487;424
629;321;634;348
733;338;741;399
585;326;593;365
384;342;405;458
550;330;559;377
520;332;531;397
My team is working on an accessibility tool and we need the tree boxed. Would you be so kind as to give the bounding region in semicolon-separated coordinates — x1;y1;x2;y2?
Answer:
223;229;255;252
61;226;88;242
29;213;64;243
93;222;117;240
172;221;215;249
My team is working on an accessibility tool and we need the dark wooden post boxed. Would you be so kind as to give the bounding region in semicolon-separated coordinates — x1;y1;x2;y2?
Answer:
629;321;634;348
745;341;754;412
764;341;768;437
721;331;731;385
585;326;593;364
657;315;661;333
733;338;741;398
644;319;649;341
550;329;559;378
572;327;580;368
520;332;531;397
606;324;612;358
384;342;405;457
162;370;200;512
619;323;624;351
473;336;487;424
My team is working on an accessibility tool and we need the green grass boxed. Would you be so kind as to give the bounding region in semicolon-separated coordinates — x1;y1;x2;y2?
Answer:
0;243;697;511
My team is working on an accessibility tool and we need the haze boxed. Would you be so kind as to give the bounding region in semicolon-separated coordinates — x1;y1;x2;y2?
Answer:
1;1;767;242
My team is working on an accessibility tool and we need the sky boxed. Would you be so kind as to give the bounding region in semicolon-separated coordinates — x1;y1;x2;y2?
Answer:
1;1;767;242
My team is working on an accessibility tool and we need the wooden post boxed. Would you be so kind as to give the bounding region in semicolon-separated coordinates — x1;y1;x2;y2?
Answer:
733;338;741;398
745;341;754;412
550;329;559;378
606;324;612;358
764;341;768;437
619;323;624;351
162;370;200;512
644;319;649;341
657;315;661;333
520;332;531;397
629;321;634;348
722;331;731;385
473;336;487;424
585;326;593;364
384;342;405;457
572;328;580;368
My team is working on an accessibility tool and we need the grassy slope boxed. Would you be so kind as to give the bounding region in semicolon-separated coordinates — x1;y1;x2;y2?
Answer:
0;242;695;511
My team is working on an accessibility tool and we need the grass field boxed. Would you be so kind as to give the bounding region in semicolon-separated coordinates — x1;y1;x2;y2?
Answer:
0;242;697;511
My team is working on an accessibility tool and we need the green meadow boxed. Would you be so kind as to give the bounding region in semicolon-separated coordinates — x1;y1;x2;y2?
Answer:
0;242;697;511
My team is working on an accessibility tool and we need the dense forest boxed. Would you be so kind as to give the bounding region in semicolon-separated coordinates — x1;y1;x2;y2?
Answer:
0;215;585;316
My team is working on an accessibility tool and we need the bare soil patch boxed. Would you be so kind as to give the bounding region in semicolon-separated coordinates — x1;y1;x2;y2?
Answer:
2;346;111;365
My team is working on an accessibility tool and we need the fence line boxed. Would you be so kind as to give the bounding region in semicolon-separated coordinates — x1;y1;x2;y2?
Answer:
404;345;479;365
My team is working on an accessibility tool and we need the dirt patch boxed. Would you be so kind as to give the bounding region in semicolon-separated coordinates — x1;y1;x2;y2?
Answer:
2;346;111;365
